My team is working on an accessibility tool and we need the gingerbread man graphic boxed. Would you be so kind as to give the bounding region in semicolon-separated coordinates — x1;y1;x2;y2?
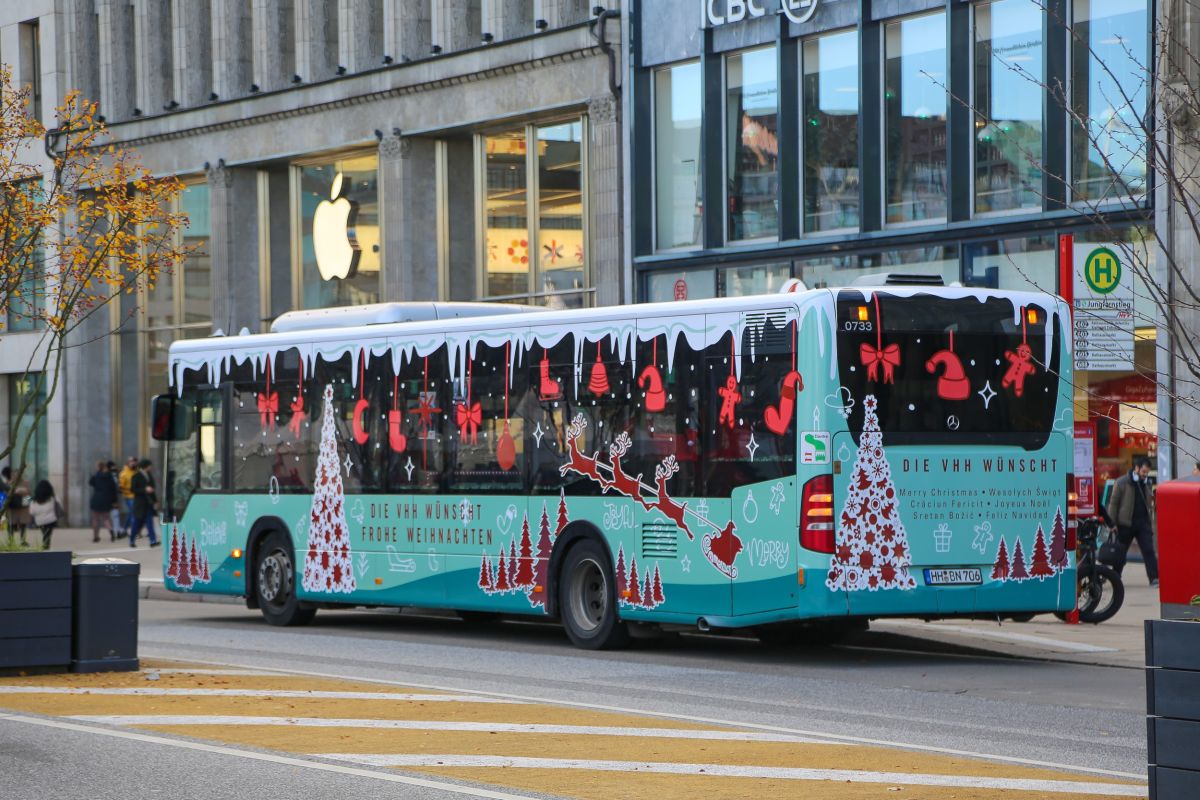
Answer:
1002;343;1037;397
717;375;741;429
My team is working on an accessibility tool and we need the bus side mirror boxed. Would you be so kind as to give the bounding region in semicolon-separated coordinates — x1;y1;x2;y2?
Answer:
151;394;193;441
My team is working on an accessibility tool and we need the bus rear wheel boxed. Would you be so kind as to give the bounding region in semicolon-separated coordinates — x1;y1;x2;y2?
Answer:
254;531;316;627
558;540;629;650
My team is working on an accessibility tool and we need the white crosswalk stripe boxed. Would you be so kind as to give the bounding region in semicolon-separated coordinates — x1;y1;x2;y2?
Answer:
0;687;517;703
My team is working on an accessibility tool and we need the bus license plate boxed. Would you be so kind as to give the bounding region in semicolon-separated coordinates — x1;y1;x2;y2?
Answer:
924;568;982;586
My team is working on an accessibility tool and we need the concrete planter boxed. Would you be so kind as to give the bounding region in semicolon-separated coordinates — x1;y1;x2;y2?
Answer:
0;550;72;670
1147;619;1200;799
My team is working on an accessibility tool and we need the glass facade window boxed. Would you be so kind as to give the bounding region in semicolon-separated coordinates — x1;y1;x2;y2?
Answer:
8;373;47;484
718;262;792;296
537;121;586;308
1071;0;1149;203
298;154;380;309
645;268;717;303
974;0;1044;214
964;235;1056;291
885;12;948;224
797;245;958;288
654;62;703;251
481;120;591;307
726;46;779;241
484;130;529;298
803;30;859;233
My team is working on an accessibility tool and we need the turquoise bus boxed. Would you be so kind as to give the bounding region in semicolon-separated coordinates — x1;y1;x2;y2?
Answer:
154;284;1077;648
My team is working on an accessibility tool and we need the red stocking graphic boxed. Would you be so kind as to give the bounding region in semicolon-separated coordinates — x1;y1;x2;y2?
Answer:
455;353;481;444
1002;308;1037;398
497;342;516;470
926;329;970;401
388;374;407;453
287;364;307;437
764;320;803;435
859;294;900;383
352;354;369;445
538;347;562;400
587;341;610;396
258;357;278;431
638;337;666;412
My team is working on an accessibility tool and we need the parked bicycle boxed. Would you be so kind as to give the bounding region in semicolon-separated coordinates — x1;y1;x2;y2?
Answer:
1054;515;1125;624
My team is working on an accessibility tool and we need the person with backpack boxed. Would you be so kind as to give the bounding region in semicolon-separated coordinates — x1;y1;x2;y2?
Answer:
129;459;160;548
28;479;62;550
88;460;119;543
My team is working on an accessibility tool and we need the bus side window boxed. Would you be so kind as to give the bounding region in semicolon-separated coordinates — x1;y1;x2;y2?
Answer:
315;352;386;494
446;340;525;494
197;388;224;490
392;344;449;493
630;332;701;497
272;348;314;494
527;334;577;495
164;373;201;518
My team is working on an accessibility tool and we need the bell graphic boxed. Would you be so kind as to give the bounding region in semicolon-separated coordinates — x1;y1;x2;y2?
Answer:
588;345;610;396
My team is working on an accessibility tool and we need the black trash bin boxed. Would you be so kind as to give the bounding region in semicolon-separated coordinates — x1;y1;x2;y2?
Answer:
71;558;139;673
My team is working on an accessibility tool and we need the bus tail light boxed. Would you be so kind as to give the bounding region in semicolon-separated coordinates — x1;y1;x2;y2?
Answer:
801;474;835;553
1066;473;1078;551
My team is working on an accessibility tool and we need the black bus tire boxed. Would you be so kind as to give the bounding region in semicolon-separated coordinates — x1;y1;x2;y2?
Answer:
558;539;629;650
254;530;316;627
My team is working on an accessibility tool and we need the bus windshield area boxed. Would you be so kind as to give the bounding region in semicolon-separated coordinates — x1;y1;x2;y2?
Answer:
835;291;1062;449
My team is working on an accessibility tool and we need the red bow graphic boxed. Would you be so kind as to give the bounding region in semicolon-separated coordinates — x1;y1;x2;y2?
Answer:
455;401;482;444
859;343;901;384
257;391;279;429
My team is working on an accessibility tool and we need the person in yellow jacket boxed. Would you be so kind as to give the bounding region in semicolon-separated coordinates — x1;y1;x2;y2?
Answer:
117;456;137;539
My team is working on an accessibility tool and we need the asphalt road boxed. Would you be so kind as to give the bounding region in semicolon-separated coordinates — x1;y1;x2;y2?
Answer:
135;599;1146;777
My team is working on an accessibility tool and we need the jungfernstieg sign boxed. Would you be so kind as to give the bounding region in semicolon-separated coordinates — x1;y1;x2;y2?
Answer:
702;0;819;28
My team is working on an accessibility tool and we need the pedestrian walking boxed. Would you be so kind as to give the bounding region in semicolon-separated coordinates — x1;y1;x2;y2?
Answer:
129;459;160;548
118;456;137;537
1105;455;1160;585
28;479;62;551
2;466;32;546
88;459;119;543
106;461;125;536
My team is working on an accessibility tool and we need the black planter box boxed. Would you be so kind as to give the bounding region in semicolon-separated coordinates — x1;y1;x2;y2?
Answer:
1147;619;1200;799
0;551;71;669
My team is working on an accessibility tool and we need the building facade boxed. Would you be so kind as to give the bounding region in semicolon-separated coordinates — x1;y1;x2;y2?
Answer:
627;0;1164;499
0;0;624;522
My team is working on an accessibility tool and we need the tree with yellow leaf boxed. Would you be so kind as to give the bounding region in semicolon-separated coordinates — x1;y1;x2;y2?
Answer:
0;68;188;491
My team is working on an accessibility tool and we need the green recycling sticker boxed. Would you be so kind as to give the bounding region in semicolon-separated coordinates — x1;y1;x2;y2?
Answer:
1084;247;1122;295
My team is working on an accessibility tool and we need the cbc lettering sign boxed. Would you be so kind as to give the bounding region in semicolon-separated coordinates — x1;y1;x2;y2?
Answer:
702;0;819;28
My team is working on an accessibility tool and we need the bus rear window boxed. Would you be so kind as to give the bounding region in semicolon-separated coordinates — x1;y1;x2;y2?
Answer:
836;291;1062;448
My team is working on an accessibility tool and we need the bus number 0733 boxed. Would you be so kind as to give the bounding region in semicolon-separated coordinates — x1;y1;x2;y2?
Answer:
843;320;873;332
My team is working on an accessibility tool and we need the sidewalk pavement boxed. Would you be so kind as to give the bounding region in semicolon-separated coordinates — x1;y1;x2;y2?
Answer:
38;525;1156;667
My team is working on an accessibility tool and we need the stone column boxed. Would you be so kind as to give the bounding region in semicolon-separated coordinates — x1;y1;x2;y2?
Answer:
252;0;295;92
443;138;477;301
431;0;480;54
338;0;384;73
295;0;338;81
64;288;114;526
135;0;173;113
212;0;252;100
207;162;263;335
383;0;430;61
97;0;136;118
172;0;212;107
379;134;439;301
64;0;101;107
482;0;531;41
587;94;621;306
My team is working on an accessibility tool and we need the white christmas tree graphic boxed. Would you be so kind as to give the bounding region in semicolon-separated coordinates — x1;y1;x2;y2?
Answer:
826;394;916;592
302;384;356;594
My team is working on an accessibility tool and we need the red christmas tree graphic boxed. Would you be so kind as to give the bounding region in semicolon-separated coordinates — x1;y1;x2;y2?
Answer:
991;536;1010;581
199;549;211;583
628;558;641;606
1029;525;1054;580
478;552;494;590
615;544;627;598
496;548;511;592
175;530;194;589
642;573;654;608
1049;506;1068;571
301;384;356;594
652;564;665;606
826;395;916;592
188;537;200;578
167;526;181;580
1010;538;1030;581
530;503;554;607
556;489;569;535
514;515;535;588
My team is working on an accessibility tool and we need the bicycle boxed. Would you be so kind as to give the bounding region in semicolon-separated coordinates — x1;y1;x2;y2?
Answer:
1054;516;1125;624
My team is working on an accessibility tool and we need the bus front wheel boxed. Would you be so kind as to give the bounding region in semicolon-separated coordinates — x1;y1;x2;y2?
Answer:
254;531;316;627
558;540;630;650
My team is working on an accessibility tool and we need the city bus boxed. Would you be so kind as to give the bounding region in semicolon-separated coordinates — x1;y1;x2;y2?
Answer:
153;282;1077;649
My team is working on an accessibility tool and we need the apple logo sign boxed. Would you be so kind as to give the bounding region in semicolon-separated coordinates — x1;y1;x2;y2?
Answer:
313;172;360;280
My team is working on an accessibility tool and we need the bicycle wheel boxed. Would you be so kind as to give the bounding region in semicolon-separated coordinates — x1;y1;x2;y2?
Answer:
1078;564;1124;624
